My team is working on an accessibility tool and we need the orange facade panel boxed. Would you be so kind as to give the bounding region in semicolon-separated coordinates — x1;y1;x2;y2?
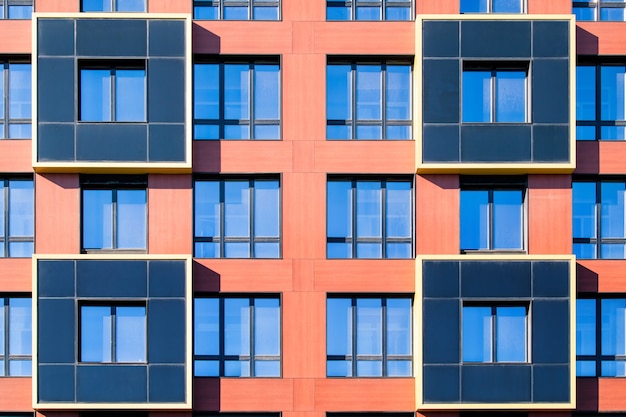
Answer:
415;0;458;14
193;141;293;174
0;20;30;53
0;258;31;292
577;22;626;55
315;378;415;411
219;378;294;411
193;258;294;292
528;175;572;254
0;141;31;173
527;0;571;14
576;141;626;174
147;0;191;13
0;377;32;411
415;174;460;254
192;21;293;55
314;141;415;174
313;22;415;54
35;0;79;12
577;260;626;293
314;259;415;292
35;174;80;254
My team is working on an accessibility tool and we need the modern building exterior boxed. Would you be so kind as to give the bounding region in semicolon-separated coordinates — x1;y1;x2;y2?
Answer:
0;0;623;417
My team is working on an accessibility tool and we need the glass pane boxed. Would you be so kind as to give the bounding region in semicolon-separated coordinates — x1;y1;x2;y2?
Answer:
194;298;220;356
117;190;146;249
386;65;411;120
573;182;597;239
387;298;411;355
327;65;352;120
602;360;626;377
327;242;352;259
356;242;382;258
81;69;111;121
601;66;626;121
356;65;382;121
195;124;220;140
327;124;351;140
9;64;31;119
601;182;626;238
387;360;412;376
255;360;280;376
254;298;280;355
0;182;3;237
327;3;350;20
577;66;596;121
81;306;112;362
116;306;146;362
8;242;32;257
495;71;526;122
9;360;31;376
225;360;250;376
574;243;597;259
194;359;219;376
223;6;249;19
386;242;411;259
8;124;31;139
577;360;596;377
82;189;113;249
601;7;626;21
463;306;492;362
327;298;352;356
327;360;351;376
254;242;280;258
463;71;491;122
577;299;596;356
356;298;382;355
327;181;352;240
386;181;412;240
117;0;146;11
601;126;626;140
355;125;382;140
195;242;220;258
601;243;626;259
224;298;250;355
493;190;523;249
574;7;595;21
493;0;522;12
8;180;33;237
224;124;250;139
602;299;626;355
386;125;411;140
356;181;382;239
224;181;250;238
355;6;381;20
194;181;220;239
460;0;488;12
254;180;280;238
254;64;280;119
253;6;279;20
0;304;4;354
224;241;250;258
82;0;112;11
194;64;220;120
577;125;596;141
9;298;31;355
356;360;382;376
116;69;145;121
254;124;280;139
225;64;250;119
194;5;219;19
496;306;526;362
385;6;411;20
8;5;32;18
460;190;489;250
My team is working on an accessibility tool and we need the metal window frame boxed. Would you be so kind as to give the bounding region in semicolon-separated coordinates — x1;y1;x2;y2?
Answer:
0;297;32;376
460;0;526;13
1;61;32;139
193;295;282;377
326;176;415;259
326;60;413;140
80;0;147;12
78;302;147;363
0;177;34;258
0;0;33;19
192;0;281;20
326;295;413;377
573;1;626;21
193;60;282;140
193;176;282;258
326;0;413;21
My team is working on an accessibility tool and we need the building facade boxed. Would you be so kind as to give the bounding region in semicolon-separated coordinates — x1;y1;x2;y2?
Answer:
0;0;622;417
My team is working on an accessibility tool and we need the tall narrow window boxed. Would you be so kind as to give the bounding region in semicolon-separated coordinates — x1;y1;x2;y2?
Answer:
0;297;31;376
0;63;31;139
193;0;280;20
326;61;412;140
81;0;146;11
463;67;527;123
0;1;33;19
461;0;524;13
326;0;412;20
573;1;626;21
0;178;34;258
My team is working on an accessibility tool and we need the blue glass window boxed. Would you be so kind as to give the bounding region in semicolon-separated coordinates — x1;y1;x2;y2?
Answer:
327;178;413;259
82;179;147;252
194;0;279;20
326;296;412;377
194;296;281;377
574;1;626;21
326;0;412;20
81;0;146;11
80;67;146;122
576;64;626;140
194;61;280;140
0;2;33;19
0;178;34;258
194;178;280;258
463;305;527;363
463;68;527;123
0;298;31;376
81;305;146;363
573;180;626;259
0;63;31;139
327;61;412;140
461;0;524;13
460;184;524;252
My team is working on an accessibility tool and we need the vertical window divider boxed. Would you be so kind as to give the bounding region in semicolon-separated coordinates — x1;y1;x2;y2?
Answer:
249;179;255;258
351;298;357;377
350;180;357;258
3;298;9;375
219;298;225;377
595;298;602;376
111;189;118;250
381;180;387;259
2;180;7;257
595;183;602;259
219;63;225;140
249;63;255;139
3;64;8;138
249;298;256;376
219;181;226;258
110;306;117;362
381;298;388;376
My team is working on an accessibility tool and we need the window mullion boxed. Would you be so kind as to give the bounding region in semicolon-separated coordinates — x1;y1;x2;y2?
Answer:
381;180;387;258
112;189;118;249
596;65;602;139
110;69;116;121
596;299;602;376
491;71;497;122
382;298;387;376
220;181;226;258
249;180;255;258
4;64;9;138
219;298;225;376
596;183;602;259
381;63;386;139
249;298;255;376
488;190;494;250
3;180;8;257
351;181;357;258
491;306;497;362
110;306;117;363
219;64;225;139
4;299;9;375
351;298;357;376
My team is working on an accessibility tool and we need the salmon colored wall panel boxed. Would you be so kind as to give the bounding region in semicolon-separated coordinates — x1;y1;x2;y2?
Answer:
193;141;293;173
0;377;31;410
148;0;191;13
313;22;415;54
284;0;325;22
283;291;326;378
314;141;415;174
416;174;460;254
192;22;293;54
528;175;572;254
282;173;326;260
148;174;192;254
314;260;416;292
35;174;80;254
598;141;626;174
292;22;316;53
415;0;458;14
283;54;326;140
577;22;626;55
293;259;315;291
575;141;599;174
528;0;571;13
292;141;316;174
577;260;626;293
193;378;220;411
193;259;293;292
576;378;598;411
599;378;626;411
315;378;415;411
35;0;79;12
220;378;294;411
0;259;31;292
293;379;316;411
0;141;31;173
0;21;30;54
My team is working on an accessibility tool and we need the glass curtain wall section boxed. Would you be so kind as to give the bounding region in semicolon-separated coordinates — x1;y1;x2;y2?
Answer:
193;0;279;20
81;0;146;11
0;178;33;258
326;0;412;21
0;298;31;376
0;63;31;139
460;0;524;13
574;1;626;21
462;68;527;123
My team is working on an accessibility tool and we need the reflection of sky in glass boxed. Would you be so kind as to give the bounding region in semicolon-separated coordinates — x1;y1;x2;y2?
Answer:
601;66;626;121
463;306;492;362
460;190;489;250
577;299;596;356
601;182;626;238
495;306;526;362
327;298;352;356
577;66;596;121
492;190;522;249
9;298;31;355
602;299;626;356
573;182;596;239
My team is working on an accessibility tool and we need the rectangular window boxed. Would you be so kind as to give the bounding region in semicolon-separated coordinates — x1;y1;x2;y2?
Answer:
461;0;524;13
576;64;626;141
193;0;279;20
327;177;413;259
326;61;412;140
81;176;147;252
194;296;281;377
0;178;34;258
81;0;146;11
80;64;146;122
463;304;528;363
326;0;412;20
0;298;31;376
0;1;32;19
573;179;626;259
194;177;280;258
574;1;626;21
462;66;528;123
460;178;525;252
326;296;412;377
194;60;280;140
576;297;626;377
0;62;31;139
80;304;146;363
